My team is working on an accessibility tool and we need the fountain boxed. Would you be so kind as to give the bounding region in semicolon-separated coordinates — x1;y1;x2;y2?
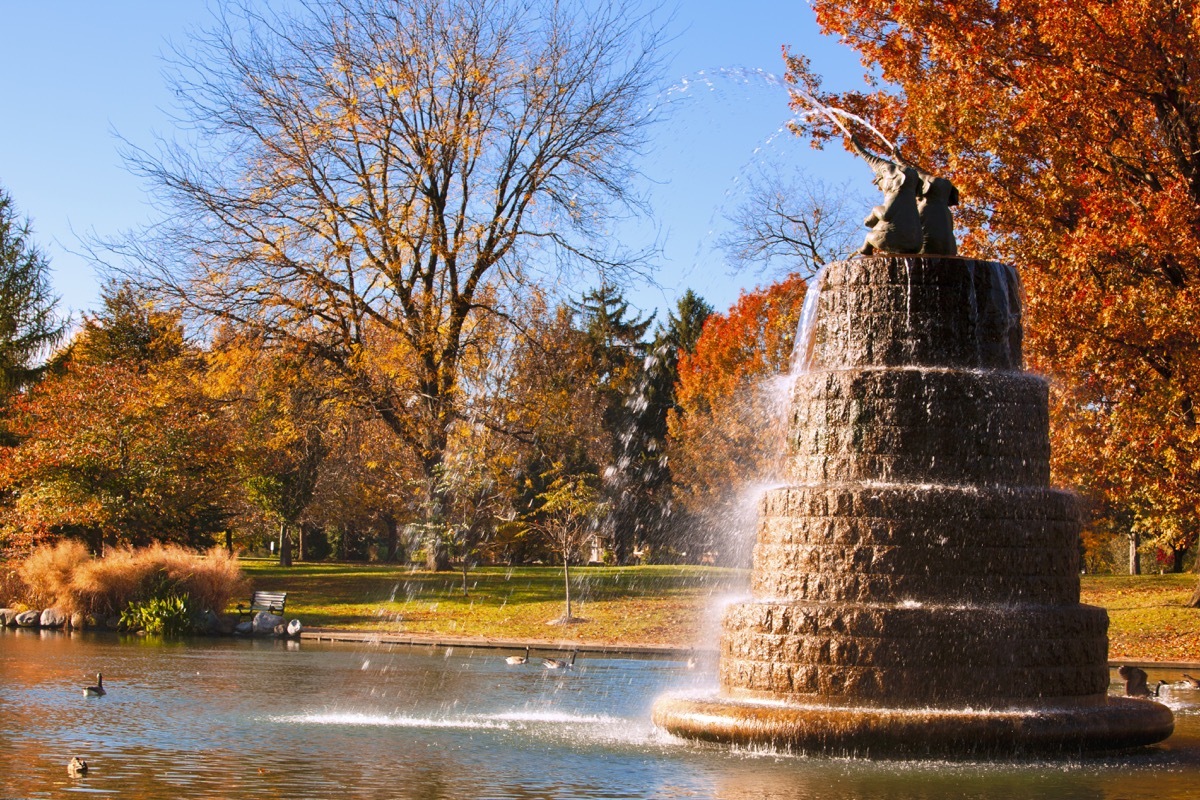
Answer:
652;253;1175;755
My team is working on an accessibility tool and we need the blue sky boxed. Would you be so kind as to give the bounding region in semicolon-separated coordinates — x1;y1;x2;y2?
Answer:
0;2;868;324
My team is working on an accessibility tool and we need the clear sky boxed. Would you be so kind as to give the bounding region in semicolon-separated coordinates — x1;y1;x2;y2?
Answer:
0;2;868;325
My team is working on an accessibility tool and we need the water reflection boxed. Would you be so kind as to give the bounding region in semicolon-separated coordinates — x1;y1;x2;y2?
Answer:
1;630;1198;799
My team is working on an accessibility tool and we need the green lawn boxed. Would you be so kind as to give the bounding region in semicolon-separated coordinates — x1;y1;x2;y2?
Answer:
1080;573;1200;662
240;560;1200;660
239;560;745;647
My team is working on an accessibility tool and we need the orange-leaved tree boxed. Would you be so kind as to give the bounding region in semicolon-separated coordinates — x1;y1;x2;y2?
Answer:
788;1;1200;578
667;273;808;564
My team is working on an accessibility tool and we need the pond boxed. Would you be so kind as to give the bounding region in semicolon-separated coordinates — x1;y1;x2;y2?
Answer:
2;629;1199;799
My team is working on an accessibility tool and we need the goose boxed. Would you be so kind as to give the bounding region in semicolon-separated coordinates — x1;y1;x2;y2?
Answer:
1180;673;1200;689
68;758;88;777
542;651;576;670
506;647;530;666
83;674;105;697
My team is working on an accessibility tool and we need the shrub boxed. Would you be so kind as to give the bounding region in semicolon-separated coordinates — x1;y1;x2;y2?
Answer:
0;562;31;608
120;592;194;636
16;542;248;620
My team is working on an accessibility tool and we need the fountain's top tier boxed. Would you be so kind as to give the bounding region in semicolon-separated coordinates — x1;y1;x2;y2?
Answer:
810;256;1023;372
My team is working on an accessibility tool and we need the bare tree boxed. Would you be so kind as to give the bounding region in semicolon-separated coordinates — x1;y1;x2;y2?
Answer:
717;167;861;279
104;0;664;560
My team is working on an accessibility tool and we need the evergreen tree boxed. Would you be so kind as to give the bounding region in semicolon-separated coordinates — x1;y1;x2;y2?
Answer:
594;288;713;563
0;186;65;437
572;283;653;562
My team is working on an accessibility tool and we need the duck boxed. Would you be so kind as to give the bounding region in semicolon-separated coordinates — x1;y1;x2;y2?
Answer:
542;651;576;670
83;673;105;697
1180;673;1200;689
505;647;530;666
68;757;88;777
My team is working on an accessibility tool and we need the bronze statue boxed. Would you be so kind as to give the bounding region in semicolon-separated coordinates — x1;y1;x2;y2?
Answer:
851;136;923;256
920;176;959;255
896;151;959;256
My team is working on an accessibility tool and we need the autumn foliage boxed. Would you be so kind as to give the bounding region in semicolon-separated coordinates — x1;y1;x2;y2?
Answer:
669;274;808;559
789;0;1200;570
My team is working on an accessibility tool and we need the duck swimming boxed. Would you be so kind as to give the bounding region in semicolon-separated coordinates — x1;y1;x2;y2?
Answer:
542;651;576;670
505;647;530;665
83;673;105;697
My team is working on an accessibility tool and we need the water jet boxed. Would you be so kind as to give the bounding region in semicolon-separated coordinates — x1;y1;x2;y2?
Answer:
652;255;1174;756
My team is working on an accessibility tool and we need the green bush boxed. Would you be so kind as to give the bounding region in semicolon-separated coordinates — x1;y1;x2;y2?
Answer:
120;592;194;636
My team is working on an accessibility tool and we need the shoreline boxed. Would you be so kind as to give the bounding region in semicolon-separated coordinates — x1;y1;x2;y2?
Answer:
297;627;1200;670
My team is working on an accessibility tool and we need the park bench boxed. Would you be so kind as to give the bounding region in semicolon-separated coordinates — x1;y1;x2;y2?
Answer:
238;590;287;618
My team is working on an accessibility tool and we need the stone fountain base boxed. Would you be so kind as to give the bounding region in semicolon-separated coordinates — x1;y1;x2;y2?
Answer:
652;693;1175;756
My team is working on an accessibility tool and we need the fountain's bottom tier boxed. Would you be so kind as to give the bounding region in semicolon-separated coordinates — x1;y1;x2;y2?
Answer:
720;602;1111;704
651;692;1174;756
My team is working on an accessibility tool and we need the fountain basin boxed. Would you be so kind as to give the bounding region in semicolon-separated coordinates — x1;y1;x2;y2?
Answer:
652;693;1175;756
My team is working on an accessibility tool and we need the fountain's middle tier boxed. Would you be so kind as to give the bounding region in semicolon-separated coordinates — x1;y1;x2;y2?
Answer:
751;483;1082;605
788;367;1050;486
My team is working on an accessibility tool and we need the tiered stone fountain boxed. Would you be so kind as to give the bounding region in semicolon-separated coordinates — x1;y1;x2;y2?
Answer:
653;255;1174;755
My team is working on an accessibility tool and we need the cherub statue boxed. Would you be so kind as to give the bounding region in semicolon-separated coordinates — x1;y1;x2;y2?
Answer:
850;136;922;256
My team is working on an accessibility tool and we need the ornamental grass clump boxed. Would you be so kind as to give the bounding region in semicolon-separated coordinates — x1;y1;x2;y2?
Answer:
15;540;91;612
16;542;248;625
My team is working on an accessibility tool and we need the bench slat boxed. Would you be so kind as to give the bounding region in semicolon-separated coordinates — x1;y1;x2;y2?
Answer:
243;590;287;616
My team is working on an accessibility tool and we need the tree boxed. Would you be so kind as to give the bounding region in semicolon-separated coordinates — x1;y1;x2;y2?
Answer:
573;283;653;563
209;333;333;566
667;274;807;564
603;290;713;561
659;290;714;358
0;358;231;556
787;1;1200;583
716;167;862;279
109;0;664;564
524;464;607;624
0;185;65;437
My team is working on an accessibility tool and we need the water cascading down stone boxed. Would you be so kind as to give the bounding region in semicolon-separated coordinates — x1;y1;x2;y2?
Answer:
652;255;1174;755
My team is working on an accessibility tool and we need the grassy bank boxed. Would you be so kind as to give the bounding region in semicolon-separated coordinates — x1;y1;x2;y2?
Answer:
1081;574;1199;662
242;561;1200;659
239;560;745;647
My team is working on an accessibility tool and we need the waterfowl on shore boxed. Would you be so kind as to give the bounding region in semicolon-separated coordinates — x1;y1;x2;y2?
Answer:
542;651;576;670
505;647;530;666
83;674;105;697
68;758;88;777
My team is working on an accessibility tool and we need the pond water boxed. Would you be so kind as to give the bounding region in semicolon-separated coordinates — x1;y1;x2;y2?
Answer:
2;629;1200;799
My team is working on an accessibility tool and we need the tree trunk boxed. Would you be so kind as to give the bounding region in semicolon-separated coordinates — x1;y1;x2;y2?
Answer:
298;522;306;562
1172;544;1189;573
382;513;401;562
1189;578;1200;608
563;554;572;621
1128;532;1141;575
425;536;451;571
278;521;292;567
224;529;234;556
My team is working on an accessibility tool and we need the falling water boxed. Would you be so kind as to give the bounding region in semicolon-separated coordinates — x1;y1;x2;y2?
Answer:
789;265;828;375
